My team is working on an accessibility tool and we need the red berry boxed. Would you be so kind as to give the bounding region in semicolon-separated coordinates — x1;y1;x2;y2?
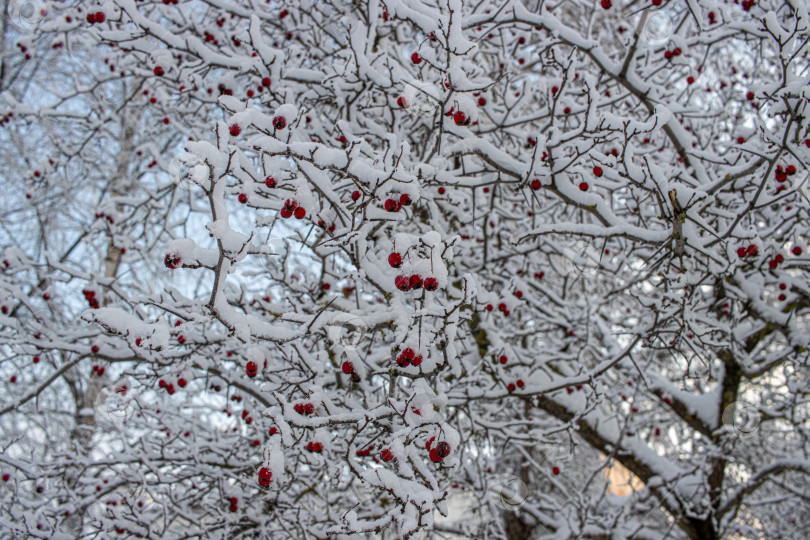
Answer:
552;466;560;475
592;166;603;177
435;441;451;458
411;52;422;64
294;207;306;219
437;187;445;194
507;383;516;392
278;9;289;19
245;361;258;377
177;378;187;388
395;275;411;291
384;199;398;212
229;124;241;136
91;345;100;354
429;448;442;462
388;252;402;268
409;274;423;289
423;277;438;291
258;467;272;488
265;176;276;188
687;76;695;84
95;12;106;23
397;96;407;108
601;0;611;8
737;247;747;258
499;355;507;364
530;179;541;190
746;245;758;257
412;355;423;366
399;193;411;206
351;190;361;201
516;379;524;388
273;116;286;129
402;348;415;361
1;474;8;482
579;182;589;191
342;361;354;374
269;427;278;435
238;193;248;204
486;304;493;311
792;246;803;256
261;77;271;87
33;356;39;364
153;66;164;76
380;449;394;462
453;111;468;126
478;97;486;106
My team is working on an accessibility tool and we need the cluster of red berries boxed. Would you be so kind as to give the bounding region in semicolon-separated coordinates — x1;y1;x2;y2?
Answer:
768;253;785;269
736;245;758;258
356;445;374;457
241;409;253;424
164;253;181;269
272;116;286;129
506;380;525;392
86;12;106;24
774;164;796;194
94;212;114;224
394;273;438;292
280;198;306;219
486;302;511;316
708;11;717;24
257;467;272;488
663;47;683;60
426;437;451;463
91;364;106;377
158;378;177;394
384;193;411;212
294;402;315;415
245;361;258;377
305;441;324;453
82;289;100;309
396;347;423;367
565;384;584;394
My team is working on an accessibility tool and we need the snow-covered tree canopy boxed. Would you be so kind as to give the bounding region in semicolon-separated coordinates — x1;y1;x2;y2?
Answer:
1;0;809;538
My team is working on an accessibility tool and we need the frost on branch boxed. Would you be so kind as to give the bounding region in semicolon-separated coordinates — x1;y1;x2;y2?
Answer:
1;0;810;539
